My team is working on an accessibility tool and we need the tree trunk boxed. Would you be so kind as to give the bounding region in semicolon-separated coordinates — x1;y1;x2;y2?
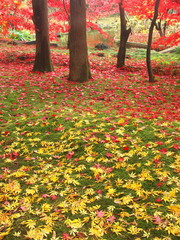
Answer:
155;19;166;37
32;0;53;72
117;1;131;68
69;0;91;82
146;0;161;82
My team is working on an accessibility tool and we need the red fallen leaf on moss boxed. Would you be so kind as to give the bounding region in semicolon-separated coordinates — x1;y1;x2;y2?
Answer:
62;233;72;240
50;195;57;200
5;152;19;160
96;210;105;218
106;167;113;173
66;151;75;159
54;127;64;131
158;148;167;154
156;182;163;187
53;155;60;159
175;137;180;140
74;158;79;162
117;158;124;162
173;144;179;150
155;198;163;202
3;131;10;136
106;152;113;158
107;215;116;223
42;194;49;198
20;205;28;211
96;190;103;194
123;146;130;151
22;168;29;172
95;174;100;181
153;215;163;224
154;158;161;164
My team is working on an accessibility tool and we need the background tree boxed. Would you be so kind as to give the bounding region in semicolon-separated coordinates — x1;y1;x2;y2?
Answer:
146;0;161;83
69;0;91;82
123;0;180;43
32;0;53;72
117;0;131;68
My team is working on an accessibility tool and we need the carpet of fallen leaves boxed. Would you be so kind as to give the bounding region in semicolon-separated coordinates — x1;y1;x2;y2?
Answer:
0;43;180;240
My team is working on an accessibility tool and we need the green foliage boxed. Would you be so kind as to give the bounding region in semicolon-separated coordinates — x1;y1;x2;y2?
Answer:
175;46;180;55
9;29;33;41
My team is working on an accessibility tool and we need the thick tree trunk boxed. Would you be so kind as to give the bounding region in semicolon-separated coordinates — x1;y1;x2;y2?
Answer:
32;0;53;72
117;1;131;68
69;0;91;82
146;0;161;82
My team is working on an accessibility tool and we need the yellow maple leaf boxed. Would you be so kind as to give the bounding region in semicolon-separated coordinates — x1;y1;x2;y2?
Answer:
41;203;52;212
123;180;142;191
21;219;36;229
25;228;44;240
13;231;21;237
111;222;125;234
70;199;87;215
89;225;105;237
41;225;52;235
3;181;21;195
26;188;36;195
0;227;12;239
120;195;133;204
65;218;83;229
168;204;180;216
128;225;142;235
119;211;130;217
165;225;180;236
0;211;12;226
138;169;154;181
116;128;125;135
115;178;124;186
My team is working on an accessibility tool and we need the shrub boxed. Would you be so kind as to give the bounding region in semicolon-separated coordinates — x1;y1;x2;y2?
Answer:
9;29;33;41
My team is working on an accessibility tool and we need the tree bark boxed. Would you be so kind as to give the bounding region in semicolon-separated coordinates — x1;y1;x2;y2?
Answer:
117;1;131;68
69;0;91;82
146;0;161;82
155;19;166;37
32;0;53;72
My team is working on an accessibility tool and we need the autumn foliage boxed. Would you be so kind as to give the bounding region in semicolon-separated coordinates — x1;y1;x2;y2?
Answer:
0;0;179;49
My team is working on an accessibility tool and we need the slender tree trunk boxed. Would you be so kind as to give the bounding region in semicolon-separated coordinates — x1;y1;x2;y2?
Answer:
32;0;53;72
63;0;70;49
69;0;91;82
117;1;131;68
146;0;161;82
155;19;166;37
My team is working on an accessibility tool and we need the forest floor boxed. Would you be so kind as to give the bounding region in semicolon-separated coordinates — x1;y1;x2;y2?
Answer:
0;42;180;240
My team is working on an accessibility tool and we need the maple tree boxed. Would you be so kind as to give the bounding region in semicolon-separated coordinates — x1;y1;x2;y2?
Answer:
116;0;131;68
123;0;180;48
32;0;53;72
146;0;161;83
69;0;91;82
